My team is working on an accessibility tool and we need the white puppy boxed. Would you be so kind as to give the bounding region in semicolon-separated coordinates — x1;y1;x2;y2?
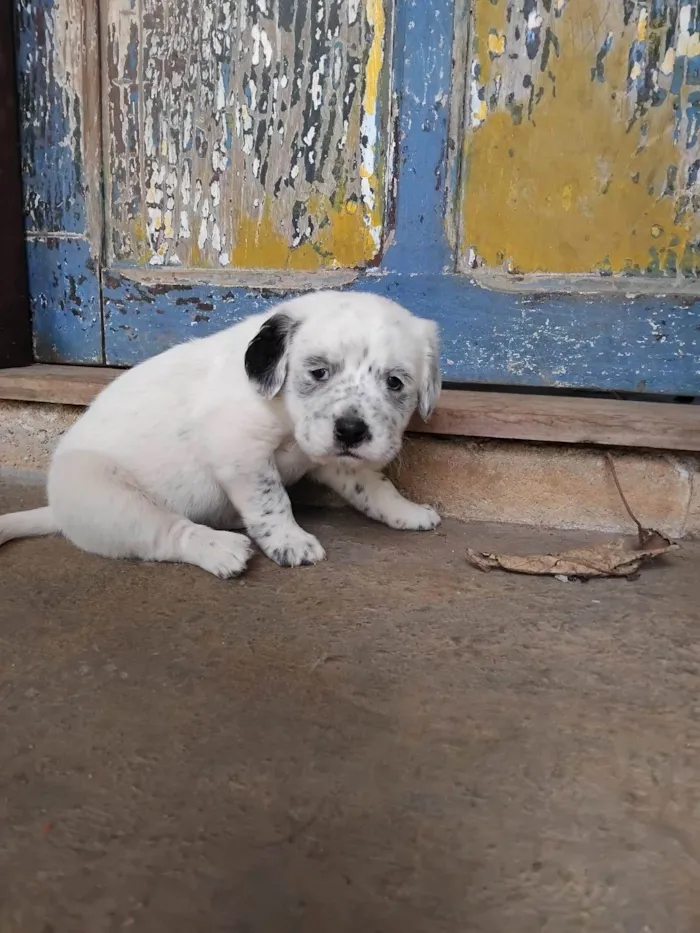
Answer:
0;291;441;577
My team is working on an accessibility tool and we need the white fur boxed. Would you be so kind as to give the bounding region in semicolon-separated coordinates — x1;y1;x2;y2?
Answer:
0;291;441;577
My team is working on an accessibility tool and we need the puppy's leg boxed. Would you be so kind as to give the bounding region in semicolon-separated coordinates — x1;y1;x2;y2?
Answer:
312;464;441;531
217;460;326;566
50;451;251;578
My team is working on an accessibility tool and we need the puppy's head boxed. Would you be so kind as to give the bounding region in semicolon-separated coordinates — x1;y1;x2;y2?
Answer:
245;291;441;466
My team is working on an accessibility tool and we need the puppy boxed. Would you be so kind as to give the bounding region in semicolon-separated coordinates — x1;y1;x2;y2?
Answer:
0;291;441;577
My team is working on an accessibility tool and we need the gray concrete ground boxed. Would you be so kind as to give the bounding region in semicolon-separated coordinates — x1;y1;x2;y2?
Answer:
1;480;700;933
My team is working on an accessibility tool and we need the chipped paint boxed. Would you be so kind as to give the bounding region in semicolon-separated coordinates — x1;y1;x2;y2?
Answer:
102;269;700;395
18;0;700;393
15;0;104;363
461;0;700;277
105;0;391;270
28;238;102;363
384;0;454;274
16;0;102;241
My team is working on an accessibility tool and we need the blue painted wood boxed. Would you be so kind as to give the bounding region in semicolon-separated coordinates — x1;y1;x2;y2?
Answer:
29;239;103;364
103;273;700;395
15;0;87;234
19;0;700;397
15;0;103;363
102;271;277;364
379;0;454;275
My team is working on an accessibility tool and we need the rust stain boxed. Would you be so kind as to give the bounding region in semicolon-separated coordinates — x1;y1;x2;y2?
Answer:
462;0;700;277
105;0;390;271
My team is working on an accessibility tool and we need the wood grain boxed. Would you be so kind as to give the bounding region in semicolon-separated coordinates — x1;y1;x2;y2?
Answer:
0;366;698;452
407;391;700;452
0;365;116;406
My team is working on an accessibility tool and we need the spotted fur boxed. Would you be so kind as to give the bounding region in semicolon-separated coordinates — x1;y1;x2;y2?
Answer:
0;291;442;576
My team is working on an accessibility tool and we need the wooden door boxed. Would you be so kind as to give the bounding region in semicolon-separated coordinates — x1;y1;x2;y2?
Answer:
15;0;700;394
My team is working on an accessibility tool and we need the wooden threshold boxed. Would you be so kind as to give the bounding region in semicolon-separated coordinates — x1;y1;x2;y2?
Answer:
410;389;700;452
0;364;116;406
0;364;698;452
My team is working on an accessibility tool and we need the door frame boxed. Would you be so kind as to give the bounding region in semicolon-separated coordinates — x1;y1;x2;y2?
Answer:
0;0;31;368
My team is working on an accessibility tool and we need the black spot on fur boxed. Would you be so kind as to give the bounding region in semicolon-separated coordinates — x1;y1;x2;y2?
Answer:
271;546;314;567
244;313;297;397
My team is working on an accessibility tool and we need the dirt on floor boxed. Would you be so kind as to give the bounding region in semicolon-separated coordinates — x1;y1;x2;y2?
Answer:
1;480;700;933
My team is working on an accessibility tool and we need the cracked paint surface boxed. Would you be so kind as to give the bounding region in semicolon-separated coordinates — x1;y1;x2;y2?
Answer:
105;0;391;270
462;0;700;277
16;0;93;234
15;0;104;363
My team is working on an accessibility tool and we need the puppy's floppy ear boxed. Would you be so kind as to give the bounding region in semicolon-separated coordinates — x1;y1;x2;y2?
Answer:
417;318;442;421
245;312;298;398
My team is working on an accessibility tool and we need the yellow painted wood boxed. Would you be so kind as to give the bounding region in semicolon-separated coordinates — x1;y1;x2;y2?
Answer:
104;0;392;270
460;0;700;278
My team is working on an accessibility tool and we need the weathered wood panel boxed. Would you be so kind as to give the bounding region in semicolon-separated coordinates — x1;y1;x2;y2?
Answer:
29;238;102;364
15;0;700;393
15;0;104;363
16;0;102;240
104;0;393;270
382;0;457;274
460;0;700;279
101;269;700;394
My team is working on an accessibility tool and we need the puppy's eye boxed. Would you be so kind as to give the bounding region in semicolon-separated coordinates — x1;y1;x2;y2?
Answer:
386;375;404;392
310;368;330;382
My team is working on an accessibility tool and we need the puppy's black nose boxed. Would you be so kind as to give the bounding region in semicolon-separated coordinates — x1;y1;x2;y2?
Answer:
334;415;370;448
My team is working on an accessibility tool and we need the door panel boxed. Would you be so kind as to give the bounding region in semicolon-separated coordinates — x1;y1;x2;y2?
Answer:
460;0;700;279
104;0;393;271
15;0;103;363
15;0;700;394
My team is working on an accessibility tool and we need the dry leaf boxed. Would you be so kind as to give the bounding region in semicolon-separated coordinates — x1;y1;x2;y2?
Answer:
466;454;680;580
466;532;678;579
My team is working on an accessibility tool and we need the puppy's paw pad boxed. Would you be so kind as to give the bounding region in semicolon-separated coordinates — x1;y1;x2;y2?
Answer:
184;528;252;578
390;504;441;531
267;529;326;567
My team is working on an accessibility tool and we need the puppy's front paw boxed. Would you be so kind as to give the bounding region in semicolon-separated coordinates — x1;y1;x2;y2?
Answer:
385;502;441;532
263;527;327;567
181;527;253;579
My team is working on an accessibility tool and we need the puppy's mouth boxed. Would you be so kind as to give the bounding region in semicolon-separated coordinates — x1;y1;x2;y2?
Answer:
334;444;398;465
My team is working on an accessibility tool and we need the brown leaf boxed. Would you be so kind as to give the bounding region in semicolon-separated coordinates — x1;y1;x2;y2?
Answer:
467;452;680;580
466;532;679;579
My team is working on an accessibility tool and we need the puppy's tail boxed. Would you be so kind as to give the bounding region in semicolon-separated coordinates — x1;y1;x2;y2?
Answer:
0;507;59;547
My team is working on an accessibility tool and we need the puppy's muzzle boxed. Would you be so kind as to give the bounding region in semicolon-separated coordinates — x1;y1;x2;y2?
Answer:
334;415;371;449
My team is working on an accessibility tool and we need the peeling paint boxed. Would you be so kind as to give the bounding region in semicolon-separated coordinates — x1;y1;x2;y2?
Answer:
105;0;391;270
16;0;104;363
16;0;100;237
462;0;700;277
19;0;700;393
28;238;102;363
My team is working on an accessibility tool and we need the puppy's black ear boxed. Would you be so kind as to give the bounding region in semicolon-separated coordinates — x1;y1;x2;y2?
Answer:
245;312;298;399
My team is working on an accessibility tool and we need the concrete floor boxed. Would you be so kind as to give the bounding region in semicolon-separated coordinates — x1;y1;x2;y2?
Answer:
1;481;700;933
